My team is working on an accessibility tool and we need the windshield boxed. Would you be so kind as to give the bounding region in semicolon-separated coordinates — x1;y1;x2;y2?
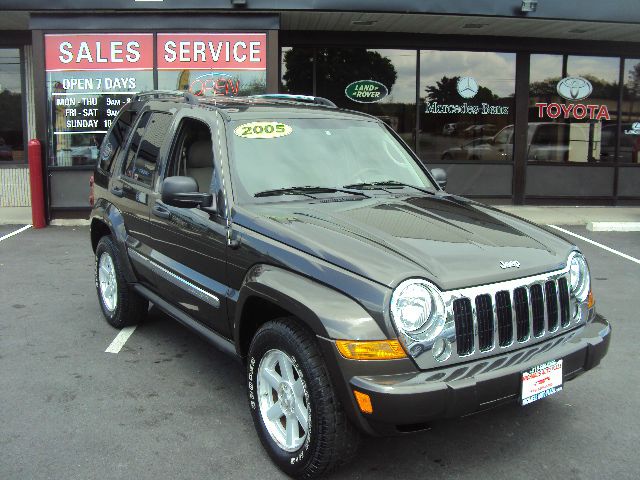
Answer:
227;117;435;202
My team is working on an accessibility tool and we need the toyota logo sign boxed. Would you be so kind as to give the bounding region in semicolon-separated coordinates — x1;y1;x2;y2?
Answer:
556;76;593;101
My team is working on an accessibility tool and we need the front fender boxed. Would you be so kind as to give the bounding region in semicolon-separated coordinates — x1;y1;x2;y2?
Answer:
235;264;388;346
90;200;137;283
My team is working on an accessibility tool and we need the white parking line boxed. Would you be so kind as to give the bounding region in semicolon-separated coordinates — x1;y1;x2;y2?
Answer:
548;224;640;266
0;225;32;242
105;326;137;353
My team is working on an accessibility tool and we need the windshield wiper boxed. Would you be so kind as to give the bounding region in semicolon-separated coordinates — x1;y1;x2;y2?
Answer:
254;186;369;198
343;180;435;195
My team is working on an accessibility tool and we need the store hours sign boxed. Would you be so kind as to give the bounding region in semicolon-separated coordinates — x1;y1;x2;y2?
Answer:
45;33;154;166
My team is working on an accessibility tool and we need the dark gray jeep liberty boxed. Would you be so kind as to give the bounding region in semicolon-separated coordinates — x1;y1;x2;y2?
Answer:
90;91;611;478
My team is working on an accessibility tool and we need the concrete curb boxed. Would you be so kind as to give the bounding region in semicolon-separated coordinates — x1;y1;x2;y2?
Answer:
50;219;91;226
587;222;640;232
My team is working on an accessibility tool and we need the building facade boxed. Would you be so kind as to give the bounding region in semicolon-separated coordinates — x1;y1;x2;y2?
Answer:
1;1;639;220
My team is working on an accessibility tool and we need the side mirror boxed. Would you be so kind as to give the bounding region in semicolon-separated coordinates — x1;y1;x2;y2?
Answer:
161;176;214;210
431;168;447;190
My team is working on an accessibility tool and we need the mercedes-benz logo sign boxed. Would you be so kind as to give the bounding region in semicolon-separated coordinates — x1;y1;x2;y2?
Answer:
556;76;593;101
457;77;479;99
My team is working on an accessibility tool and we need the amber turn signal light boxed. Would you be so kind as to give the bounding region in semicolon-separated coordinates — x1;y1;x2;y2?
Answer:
587;290;595;308
335;339;407;360
353;390;373;414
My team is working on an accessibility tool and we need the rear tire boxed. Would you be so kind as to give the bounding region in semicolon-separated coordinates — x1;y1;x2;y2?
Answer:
247;318;360;478
95;235;147;328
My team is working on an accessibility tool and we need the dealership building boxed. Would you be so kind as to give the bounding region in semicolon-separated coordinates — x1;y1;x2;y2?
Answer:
1;1;639;221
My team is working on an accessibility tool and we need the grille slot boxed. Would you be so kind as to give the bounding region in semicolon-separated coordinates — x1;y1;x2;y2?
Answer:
448;275;573;364
545;280;559;331
453;298;474;355
558;277;571;327
495;291;513;346
529;284;545;337
475;294;494;351
513;287;530;341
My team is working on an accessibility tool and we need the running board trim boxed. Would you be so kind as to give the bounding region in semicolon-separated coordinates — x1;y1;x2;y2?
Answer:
133;284;239;360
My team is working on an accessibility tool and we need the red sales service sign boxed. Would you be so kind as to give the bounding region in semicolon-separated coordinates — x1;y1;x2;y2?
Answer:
45;33;153;71
157;33;266;70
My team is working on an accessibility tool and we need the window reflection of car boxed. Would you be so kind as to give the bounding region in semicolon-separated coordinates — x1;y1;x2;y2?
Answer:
462;124;497;137
68;135;100;165
70;145;100;165
600;123;640;163
440;137;492;160
457;123;577;162
0;137;12;161
0;144;12;161
442;122;471;136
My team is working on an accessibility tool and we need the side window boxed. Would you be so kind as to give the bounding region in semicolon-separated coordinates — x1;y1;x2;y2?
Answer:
123;112;173;188
98;108;138;173
166;117;216;194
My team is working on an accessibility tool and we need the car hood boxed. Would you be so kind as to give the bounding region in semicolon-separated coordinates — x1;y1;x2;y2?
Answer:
234;193;573;290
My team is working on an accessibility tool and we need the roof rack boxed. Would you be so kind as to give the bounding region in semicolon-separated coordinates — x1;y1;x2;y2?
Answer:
133;90;200;105
248;94;337;108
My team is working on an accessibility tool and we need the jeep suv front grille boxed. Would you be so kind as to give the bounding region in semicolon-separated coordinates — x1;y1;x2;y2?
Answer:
451;275;572;357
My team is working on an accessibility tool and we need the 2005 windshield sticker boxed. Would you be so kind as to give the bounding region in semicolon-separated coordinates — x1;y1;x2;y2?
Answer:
234;122;293;139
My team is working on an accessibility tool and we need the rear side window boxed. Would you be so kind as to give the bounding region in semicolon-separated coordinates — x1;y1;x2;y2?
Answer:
122;112;173;188
98;108;138;173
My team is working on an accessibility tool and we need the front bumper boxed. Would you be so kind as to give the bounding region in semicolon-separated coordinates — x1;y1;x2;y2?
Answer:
320;314;610;436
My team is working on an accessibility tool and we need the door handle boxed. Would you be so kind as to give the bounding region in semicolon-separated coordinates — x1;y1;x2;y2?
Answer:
152;203;171;219
110;186;124;197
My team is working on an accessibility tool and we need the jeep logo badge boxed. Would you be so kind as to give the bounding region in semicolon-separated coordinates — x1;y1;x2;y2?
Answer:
556;76;593;101
500;260;521;269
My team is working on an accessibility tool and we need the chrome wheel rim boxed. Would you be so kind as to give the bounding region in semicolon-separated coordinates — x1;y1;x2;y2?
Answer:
257;349;309;452
98;252;117;312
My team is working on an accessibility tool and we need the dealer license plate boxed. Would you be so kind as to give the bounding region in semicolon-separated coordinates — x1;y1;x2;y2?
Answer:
521;359;563;405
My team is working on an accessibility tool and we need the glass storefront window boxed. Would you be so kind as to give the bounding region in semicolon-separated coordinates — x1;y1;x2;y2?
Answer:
419;50;516;163
528;54;620;163
281;47;313;96
0;48;24;163
157;34;267;97
45;34;154;167
621;58;640;164
303;48;417;144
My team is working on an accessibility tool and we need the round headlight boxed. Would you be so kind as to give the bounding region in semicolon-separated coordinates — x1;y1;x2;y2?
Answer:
390;279;446;341
568;251;590;302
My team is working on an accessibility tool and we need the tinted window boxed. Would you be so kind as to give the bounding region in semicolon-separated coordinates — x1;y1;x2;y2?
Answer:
99;108;138;173
134;113;173;187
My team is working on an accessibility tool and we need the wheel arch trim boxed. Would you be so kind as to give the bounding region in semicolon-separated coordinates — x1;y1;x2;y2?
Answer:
90;202;138;283
234;264;387;356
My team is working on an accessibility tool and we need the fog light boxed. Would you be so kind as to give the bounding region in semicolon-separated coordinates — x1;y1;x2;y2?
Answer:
432;338;452;362
353;390;373;414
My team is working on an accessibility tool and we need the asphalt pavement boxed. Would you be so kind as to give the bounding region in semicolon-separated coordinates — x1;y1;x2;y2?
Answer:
0;225;638;479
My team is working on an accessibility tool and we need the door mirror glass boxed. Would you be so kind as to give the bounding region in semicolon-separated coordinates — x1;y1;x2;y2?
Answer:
431;168;447;189
161;176;214;210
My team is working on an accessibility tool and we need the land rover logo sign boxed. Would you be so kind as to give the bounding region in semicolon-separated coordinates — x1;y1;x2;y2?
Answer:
345;80;388;103
556;76;593;101
457;77;479;99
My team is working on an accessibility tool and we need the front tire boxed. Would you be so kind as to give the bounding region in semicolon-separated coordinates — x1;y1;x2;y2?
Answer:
95;235;147;328
247;318;360;478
